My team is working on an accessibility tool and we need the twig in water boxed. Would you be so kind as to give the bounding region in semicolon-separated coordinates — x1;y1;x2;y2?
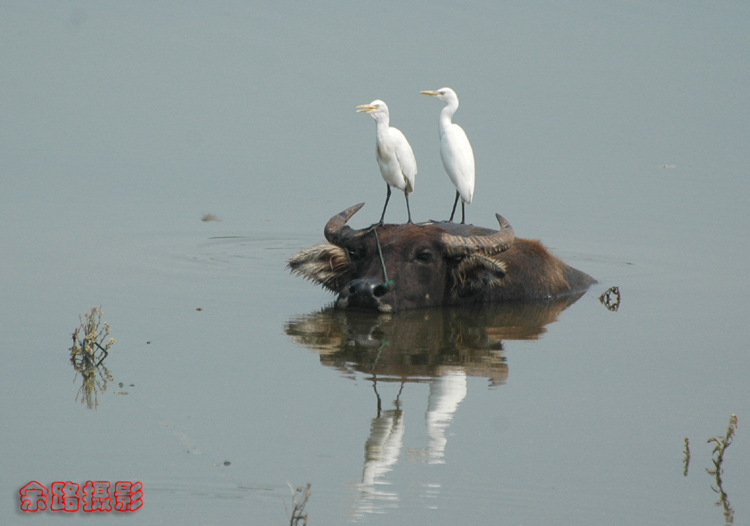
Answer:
284;482;311;526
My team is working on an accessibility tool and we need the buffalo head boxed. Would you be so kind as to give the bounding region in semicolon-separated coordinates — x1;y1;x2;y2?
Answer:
288;203;596;312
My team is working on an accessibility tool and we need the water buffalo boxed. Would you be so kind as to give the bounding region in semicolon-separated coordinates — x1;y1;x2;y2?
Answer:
288;203;596;312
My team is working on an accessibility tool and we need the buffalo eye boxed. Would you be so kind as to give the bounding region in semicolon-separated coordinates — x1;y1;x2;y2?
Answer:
347;247;365;261
414;250;434;264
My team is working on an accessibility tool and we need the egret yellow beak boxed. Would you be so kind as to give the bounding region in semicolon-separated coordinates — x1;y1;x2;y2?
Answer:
420;90;439;96
356;104;375;113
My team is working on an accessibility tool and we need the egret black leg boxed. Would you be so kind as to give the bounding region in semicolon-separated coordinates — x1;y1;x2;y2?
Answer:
461;201;466;224
404;192;413;223
379;185;392;225
449;190;460;222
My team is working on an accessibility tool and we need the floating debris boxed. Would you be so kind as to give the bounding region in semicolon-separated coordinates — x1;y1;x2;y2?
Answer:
201;214;221;222
599;286;621;311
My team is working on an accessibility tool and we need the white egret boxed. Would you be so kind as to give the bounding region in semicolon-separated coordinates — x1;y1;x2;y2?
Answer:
420;87;475;224
357;100;418;224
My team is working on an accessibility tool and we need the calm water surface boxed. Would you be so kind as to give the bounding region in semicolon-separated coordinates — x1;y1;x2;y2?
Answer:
2;1;749;525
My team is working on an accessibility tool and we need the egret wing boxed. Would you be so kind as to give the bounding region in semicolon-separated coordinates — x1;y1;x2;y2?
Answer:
441;124;475;204
392;128;418;193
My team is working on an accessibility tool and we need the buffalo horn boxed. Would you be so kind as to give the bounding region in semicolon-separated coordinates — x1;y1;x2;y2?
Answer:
324;202;365;245
442;214;515;256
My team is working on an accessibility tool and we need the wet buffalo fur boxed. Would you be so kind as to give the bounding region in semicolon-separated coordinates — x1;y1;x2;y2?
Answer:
287;243;349;293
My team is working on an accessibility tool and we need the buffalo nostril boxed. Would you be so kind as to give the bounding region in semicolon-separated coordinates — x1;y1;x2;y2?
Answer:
373;284;389;298
349;279;377;297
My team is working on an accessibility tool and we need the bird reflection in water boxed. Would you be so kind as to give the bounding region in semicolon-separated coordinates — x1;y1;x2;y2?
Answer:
285;294;585;516
358;382;404;512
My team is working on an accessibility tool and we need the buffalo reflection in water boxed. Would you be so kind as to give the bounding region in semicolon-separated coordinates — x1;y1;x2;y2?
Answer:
285;294;584;385
284;294;585;517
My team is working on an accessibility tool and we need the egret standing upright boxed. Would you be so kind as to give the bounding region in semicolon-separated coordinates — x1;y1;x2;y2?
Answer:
357;100;418;225
420;87;475;224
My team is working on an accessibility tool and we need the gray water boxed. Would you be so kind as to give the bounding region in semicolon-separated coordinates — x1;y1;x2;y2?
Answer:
2;1;749;524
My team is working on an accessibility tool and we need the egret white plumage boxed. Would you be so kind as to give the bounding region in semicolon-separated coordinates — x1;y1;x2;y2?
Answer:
420;87;475;224
357;100;418;224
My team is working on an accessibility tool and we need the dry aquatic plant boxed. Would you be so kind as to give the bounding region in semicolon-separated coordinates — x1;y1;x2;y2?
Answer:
683;437;691;477
284;482;311;526
683;415;739;524
706;414;737;524
707;414;738;474
69;307;115;409
70;307;115;366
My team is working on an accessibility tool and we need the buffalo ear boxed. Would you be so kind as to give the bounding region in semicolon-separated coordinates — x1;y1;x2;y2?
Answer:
288;243;350;293
451;254;507;297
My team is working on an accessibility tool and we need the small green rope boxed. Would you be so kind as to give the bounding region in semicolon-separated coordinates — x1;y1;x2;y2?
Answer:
372;227;393;290
370;338;390;373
